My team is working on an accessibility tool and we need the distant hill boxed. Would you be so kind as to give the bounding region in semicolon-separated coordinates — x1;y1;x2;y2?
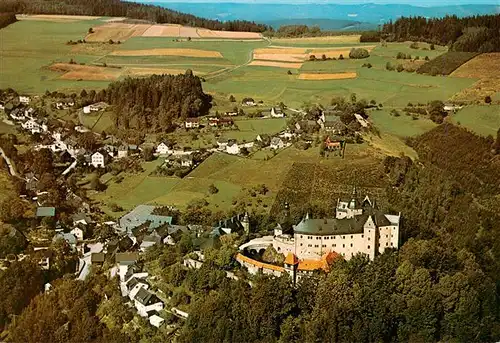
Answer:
149;2;499;26
265;18;376;31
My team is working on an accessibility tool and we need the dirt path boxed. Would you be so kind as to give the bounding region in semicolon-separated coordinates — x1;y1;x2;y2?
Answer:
204;37;272;80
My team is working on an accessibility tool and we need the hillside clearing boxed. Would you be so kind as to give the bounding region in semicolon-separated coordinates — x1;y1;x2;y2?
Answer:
450;105;500;137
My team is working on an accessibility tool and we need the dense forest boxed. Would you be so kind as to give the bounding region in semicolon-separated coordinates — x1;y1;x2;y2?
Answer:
0;12;16;29
87;71;212;132
382;14;500;52
179;124;500;342
264;24;360;38
0;0;269;32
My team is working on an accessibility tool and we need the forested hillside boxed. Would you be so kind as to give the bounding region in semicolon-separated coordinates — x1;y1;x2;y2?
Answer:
99;71;212;132
382;14;500;52
0;12;16;29
0;0;269;32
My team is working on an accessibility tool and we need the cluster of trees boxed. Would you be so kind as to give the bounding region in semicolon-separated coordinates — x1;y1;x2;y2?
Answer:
265;25;360;38
349;48;370;59
382;14;500;52
103;71;212;132
0;0;269;32
0;12;16;29
416;51;479;75
359;30;381;42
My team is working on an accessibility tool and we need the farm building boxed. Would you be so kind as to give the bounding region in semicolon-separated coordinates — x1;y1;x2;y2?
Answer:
271;107;285;118
270;137;285;150
119;205;173;232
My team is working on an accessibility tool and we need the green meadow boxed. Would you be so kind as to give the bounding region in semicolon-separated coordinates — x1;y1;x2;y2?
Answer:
450;105;500;137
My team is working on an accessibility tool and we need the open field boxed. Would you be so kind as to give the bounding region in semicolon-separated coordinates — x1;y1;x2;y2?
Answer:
17;14;102;22
370;109;437;137
451;53;500;79
271;35;361;45
450;105;500;137
85;22;263;42
248;61;303;69
86;23;151;42
110;48;223;58
449;53;500;102
298;72;357;80
49;63;122;80
253;53;307;63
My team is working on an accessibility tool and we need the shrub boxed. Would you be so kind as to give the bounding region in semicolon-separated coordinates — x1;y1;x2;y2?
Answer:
485;95;492;104
208;184;219;194
287;70;292;75
349;48;370;59
338;54;344;60
430;43;435;50
385;62;395;71
396;64;404;72
309;55;316;61
410;42;419;49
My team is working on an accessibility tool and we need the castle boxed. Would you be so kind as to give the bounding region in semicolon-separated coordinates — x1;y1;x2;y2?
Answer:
237;189;401;283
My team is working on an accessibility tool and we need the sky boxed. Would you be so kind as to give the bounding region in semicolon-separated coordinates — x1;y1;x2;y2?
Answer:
140;0;500;5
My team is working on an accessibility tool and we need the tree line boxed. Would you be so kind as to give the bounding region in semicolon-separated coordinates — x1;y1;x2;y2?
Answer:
381;14;500;52
0;0;269;32
0;12;16;29
96;71;212;132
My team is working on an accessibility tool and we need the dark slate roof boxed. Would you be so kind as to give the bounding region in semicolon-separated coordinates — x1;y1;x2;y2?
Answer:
91;253;105;263
135;287;153;305
135;288;162;306
294;217;367;236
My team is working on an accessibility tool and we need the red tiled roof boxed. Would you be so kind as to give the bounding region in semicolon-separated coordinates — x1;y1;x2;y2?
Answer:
284;252;299;265
236;253;284;272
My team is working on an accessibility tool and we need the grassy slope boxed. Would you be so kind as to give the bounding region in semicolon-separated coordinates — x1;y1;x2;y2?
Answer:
0;19;111;93
450;105;500;137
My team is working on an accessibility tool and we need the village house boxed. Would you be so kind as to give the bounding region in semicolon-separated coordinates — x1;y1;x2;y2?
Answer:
83;102;107;114
115;252;140;281
56;101;75;110
226;141;240;155
156;142;172;155
91;253;105;266
134;288;164;317
217;137;229;150
209;117;233;128
243;100;256;106
225;111;238;116
354;113;369;128
180;155;194;167
9;108;26;121
53;232;77;250
270;137;284;150
271;107;285;118
70;227;84;241
185;117;200;129
19;95;30;104
127;277;150;301
21;119;41;134
117;145;129;158
91;152;105;168
149;315;165;328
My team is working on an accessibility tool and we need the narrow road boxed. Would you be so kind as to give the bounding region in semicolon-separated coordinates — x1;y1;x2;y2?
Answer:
0;147;19;177
204;36;272;81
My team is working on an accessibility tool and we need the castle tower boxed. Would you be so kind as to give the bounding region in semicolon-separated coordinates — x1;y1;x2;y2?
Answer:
241;212;250;234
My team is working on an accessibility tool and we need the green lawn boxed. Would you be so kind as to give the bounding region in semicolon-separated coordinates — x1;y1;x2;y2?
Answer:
450;105;500;137
370;109;437;137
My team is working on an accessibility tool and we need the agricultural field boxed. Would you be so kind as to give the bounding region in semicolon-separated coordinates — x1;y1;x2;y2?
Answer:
450;105;500;137
450;53;500;102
